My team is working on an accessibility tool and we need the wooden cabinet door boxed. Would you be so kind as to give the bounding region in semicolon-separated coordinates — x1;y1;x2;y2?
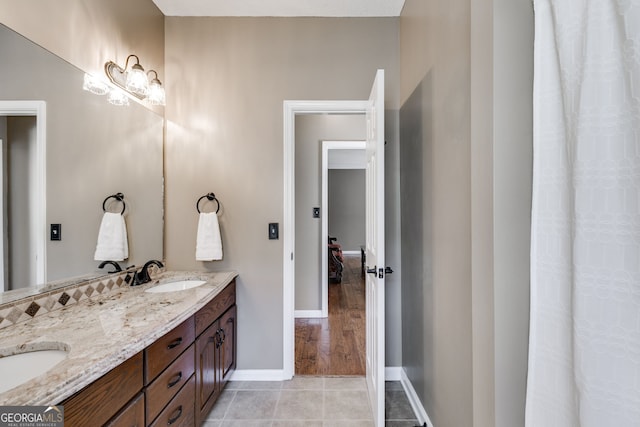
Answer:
62;352;143;427
106;393;144;427
219;305;236;385
195;319;220;423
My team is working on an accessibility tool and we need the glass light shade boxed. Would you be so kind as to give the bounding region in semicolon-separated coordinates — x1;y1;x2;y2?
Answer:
146;79;166;106
82;73;110;95
107;88;130;106
125;64;148;96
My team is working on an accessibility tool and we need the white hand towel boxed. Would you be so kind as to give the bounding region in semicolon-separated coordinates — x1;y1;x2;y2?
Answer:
94;212;129;261
196;212;223;261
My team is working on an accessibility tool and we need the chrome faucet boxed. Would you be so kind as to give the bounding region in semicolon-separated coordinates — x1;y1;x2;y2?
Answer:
98;260;122;273
131;260;164;286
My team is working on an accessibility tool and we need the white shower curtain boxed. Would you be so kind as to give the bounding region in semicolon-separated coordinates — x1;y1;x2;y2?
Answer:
526;1;640;426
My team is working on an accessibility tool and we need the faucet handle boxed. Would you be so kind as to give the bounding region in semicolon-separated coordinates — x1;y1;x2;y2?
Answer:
98;260;122;273
131;260;164;286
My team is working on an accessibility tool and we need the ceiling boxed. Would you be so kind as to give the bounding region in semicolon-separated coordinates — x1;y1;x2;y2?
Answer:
151;0;406;17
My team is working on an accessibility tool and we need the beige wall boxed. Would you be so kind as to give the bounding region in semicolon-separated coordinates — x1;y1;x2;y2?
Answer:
328;169;366;252
400;0;473;426
165;17;401;369
7;117;36;289
294;114;365;312
400;0;533;426
491;1;532;425
0;0;164;85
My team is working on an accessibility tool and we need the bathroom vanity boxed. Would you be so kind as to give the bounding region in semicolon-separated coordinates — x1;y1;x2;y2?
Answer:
0;270;237;427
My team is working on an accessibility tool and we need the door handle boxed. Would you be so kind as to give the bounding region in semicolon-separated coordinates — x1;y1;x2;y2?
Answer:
366;266;377;274
385;267;394;274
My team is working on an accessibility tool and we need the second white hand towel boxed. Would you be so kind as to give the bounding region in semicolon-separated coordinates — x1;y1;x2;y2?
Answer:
196;212;223;261
94;212;129;261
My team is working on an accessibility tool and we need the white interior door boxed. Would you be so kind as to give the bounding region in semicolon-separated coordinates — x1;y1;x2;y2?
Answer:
365;69;385;427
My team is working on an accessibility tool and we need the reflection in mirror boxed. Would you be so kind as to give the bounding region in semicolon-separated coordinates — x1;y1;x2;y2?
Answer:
0;23;164;303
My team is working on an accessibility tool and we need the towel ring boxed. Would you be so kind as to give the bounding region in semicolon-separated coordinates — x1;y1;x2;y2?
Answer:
102;193;126;215
196;193;220;214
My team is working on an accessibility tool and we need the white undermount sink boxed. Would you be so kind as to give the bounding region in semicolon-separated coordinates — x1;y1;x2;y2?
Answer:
145;279;207;293
0;347;69;394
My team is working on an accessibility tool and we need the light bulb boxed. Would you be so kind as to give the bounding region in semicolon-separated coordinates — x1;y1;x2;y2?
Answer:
126;63;149;96
147;79;166;106
107;88;130;106
83;73;110;95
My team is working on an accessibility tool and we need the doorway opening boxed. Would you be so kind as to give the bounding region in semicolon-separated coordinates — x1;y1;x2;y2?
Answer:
284;69;385;426
0;101;46;292
282;100;369;380
295;140;366;375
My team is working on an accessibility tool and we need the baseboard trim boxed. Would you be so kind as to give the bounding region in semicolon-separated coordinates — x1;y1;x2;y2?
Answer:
400;368;434;427
232;367;405;383
385;366;402;381
230;369;286;381
294;310;324;318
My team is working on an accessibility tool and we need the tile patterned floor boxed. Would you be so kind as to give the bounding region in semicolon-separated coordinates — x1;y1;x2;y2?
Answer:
202;378;419;427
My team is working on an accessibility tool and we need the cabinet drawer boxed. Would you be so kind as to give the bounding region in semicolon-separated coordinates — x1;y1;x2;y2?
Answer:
195;281;235;336
106;393;145;427
149;375;196;427
146;344;195;422
63;352;143;427
145;316;195;383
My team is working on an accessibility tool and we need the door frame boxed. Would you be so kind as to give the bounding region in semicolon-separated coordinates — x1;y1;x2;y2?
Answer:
283;100;368;379
0;101;47;290
321;140;365;317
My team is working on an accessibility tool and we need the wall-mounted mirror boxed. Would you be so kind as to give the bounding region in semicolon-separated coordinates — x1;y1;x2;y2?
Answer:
0;23;164;302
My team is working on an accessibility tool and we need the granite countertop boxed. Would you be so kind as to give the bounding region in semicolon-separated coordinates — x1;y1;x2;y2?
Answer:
0;270;238;406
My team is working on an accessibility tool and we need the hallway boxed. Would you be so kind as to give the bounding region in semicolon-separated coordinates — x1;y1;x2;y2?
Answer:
295;255;366;376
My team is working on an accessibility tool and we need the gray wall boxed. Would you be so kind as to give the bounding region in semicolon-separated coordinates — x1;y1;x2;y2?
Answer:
7;117;36;289
294;114;365;312
492;1;533;424
399;0;533;426
165;17;402;370
328;169;365;252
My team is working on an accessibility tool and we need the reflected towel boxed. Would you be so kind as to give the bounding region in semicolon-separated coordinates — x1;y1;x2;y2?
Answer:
94;212;129;261
196;212;223;261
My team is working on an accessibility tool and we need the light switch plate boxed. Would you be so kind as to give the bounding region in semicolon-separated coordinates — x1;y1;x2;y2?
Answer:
269;223;279;240
51;224;61;241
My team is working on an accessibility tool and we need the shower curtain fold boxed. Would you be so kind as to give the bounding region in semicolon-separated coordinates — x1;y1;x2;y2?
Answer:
526;1;640;426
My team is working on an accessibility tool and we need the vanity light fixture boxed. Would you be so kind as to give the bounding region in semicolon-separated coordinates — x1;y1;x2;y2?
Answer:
146;70;166;106
100;54;166;106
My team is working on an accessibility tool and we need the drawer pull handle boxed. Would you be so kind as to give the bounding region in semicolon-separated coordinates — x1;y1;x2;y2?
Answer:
167;337;183;349
167;406;183;425
167;371;183;388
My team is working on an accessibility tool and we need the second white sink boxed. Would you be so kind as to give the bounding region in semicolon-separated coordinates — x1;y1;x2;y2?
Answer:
145;279;207;293
0;346;69;394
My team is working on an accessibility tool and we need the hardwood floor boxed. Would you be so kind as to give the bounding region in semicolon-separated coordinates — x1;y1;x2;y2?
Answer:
295;254;366;376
